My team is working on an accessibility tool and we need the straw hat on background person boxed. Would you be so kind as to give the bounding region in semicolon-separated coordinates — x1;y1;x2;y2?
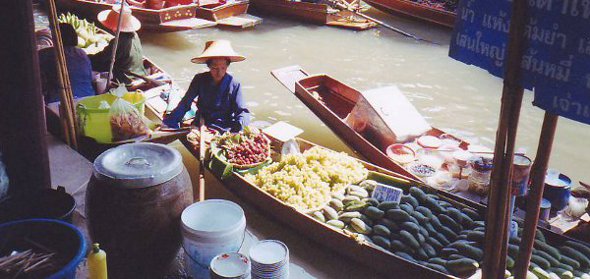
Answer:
191;40;246;64
97;6;141;33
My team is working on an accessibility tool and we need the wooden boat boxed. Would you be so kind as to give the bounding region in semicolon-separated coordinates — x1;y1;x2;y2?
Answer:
195;0;263;28
271;66;469;184
180;134;587;278
249;0;376;30
55;0;217;32
362;0;455;28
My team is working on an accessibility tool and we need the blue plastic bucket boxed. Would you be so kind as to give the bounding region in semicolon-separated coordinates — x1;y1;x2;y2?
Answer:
0;219;86;279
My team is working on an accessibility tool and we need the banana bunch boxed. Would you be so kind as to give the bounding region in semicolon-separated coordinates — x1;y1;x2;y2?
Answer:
58;13;110;49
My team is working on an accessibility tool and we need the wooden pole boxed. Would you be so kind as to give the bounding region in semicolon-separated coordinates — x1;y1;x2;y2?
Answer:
198;116;206;202
0;0;52;195
46;0;78;149
107;0;127;85
482;0;529;276
513;112;558;278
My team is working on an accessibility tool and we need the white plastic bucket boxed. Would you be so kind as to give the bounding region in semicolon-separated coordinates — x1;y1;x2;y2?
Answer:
181;199;246;279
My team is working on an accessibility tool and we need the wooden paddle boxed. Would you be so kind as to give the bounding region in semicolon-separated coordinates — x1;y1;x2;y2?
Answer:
328;0;438;44
198;116;206;202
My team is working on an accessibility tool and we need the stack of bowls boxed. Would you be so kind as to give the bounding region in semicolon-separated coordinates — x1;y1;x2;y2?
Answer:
210;252;251;279
249;240;289;279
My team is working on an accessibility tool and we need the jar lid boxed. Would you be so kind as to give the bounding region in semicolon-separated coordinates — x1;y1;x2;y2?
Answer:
93;143;183;188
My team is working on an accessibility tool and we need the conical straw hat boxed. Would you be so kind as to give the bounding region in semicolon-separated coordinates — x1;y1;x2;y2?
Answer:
97;5;141;33
191;40;246;64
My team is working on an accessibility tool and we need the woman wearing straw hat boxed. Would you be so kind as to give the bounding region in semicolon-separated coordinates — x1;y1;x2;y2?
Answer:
163;40;251;133
89;6;148;84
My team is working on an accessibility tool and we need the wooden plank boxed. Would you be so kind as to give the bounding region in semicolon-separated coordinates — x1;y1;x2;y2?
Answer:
271;65;309;92
216;14;262;28
160;17;217;29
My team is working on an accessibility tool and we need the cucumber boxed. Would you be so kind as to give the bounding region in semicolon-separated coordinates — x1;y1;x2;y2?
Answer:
395;251;417;263
416;206;434;219
377;201;399;211
390;240;409;253
440;225;459;241
401;195;419;208
446;207;464;224
467;231;485;243
427;237;444;251
408;216;420;225
535;240;562;261
441;247;459;257
409;187;427;201
455;242;484;261
430;215;444;230
419;227;430;238
438;200;452;208
508;244;520;258
428;257;447;266
534;249;560;267
439;214;463;233
401;222;420;235
386;209;411;222
423;243;437;258
536;230;546;242
362;197;379;207
548;267;574;279
416;232;426;245
379;218;400;233
351;218;372;234
364;206;385;220
565;241;590;260
474;226;486;232
326;219;345;229
415;247;429;261
434;232;451;246
561;246;590;268
373;225;391;237
447;258;479;277
461;207;481;220
506;255;514;268
447;254;464;260
400;230;420;249
531;254;551;270
372;235;391;250
425;263;450;274
424;197;447;214
555;263;574;272
531;266;552;279
399;203;415;214
411;211;429;224
510;235;522;245
560;255;581;270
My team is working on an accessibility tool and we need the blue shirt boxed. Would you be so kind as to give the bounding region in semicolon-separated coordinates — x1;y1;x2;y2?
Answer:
163;72;251;132
39;46;96;103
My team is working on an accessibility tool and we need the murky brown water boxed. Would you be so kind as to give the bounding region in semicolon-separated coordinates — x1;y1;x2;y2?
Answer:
136;10;588;186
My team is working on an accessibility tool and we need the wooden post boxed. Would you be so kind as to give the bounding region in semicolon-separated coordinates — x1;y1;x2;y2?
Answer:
482;0;529;276
513;112;559;278
0;0;52;195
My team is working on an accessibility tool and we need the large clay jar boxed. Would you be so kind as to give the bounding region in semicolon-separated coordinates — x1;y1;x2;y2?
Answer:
86;143;193;279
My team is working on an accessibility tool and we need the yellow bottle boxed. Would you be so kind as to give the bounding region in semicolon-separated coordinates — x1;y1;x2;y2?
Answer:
88;243;108;279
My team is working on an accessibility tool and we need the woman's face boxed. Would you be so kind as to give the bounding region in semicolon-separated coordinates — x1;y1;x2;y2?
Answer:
208;58;229;84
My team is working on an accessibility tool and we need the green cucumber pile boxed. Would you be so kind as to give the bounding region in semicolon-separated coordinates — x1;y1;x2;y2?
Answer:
309;181;590;278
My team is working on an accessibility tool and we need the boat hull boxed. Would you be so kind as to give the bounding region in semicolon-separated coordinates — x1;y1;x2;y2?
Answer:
363;0;455;28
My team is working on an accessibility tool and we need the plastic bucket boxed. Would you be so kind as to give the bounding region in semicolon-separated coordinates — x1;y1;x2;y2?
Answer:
0;219;86;279
0;186;76;224
76;92;146;143
181;199;246;279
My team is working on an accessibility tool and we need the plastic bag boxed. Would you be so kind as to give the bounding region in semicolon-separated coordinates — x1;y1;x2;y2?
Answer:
109;84;149;142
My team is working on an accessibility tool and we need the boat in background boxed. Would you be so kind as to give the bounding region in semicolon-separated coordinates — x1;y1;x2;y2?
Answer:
55;0;217;31
362;0;455;28
196;0;263;28
250;0;376;30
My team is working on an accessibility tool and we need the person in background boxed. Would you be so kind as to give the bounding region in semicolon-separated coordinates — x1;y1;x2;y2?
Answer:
89;6;148;84
163;40;251;132
38;23;96;103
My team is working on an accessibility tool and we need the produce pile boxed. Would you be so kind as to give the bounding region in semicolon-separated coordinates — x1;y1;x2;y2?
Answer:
310;182;590;278
214;127;271;167
244;147;368;211
58;13;111;50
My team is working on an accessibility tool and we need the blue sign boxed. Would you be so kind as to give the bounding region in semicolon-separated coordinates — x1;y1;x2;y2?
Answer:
449;0;590;124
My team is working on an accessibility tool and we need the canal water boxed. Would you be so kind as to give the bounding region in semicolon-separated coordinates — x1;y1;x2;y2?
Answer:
137;10;588;186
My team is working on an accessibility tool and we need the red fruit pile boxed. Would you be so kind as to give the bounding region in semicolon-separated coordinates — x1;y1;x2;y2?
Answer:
225;133;270;166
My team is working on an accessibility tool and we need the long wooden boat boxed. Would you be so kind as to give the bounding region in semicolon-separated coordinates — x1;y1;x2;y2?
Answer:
362;0;455;28
250;0;376;30
195;1;263;28
283;71;468;183
180;134;589;278
55;0;217;31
